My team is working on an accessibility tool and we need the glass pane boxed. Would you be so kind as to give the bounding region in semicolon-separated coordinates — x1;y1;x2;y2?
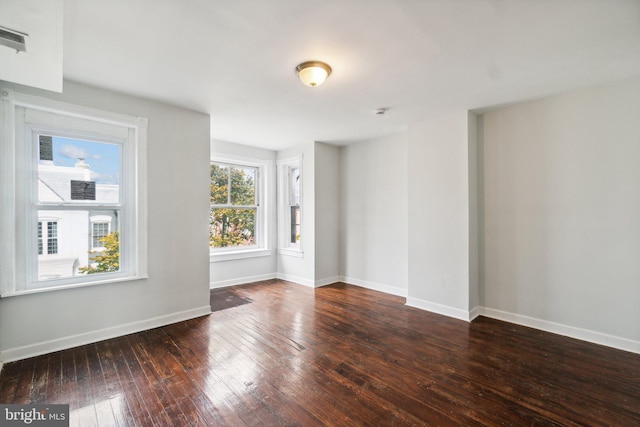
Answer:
38;135;120;204
209;207;256;248
290;167;300;206
290;206;300;244
37;209;120;281
38;222;43;255
47;222;58;254
230;166;256;206
210;163;229;204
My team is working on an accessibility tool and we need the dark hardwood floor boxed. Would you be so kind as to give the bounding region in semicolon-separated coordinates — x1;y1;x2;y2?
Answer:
1;280;639;426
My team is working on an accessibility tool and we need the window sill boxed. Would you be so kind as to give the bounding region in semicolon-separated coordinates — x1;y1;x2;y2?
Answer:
278;248;304;258
0;274;149;298
210;248;272;263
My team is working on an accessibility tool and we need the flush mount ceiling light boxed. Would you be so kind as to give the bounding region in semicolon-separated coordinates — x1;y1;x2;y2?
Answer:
295;61;332;87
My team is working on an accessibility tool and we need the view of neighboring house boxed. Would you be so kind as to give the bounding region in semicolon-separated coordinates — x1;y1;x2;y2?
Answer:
37;158;119;280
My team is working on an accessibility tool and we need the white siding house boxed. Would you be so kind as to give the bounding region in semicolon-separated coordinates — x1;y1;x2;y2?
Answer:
37;158;119;280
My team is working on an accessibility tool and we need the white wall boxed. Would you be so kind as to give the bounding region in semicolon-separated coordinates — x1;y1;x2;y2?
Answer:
340;134;408;296
314;142;341;285
468;114;480;310
407;111;477;319
209;139;277;287
0;80;211;362
481;76;640;343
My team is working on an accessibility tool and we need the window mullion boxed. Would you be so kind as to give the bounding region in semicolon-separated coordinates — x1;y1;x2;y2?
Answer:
211;204;257;209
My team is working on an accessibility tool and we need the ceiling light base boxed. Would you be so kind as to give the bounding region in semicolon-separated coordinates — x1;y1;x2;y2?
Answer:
296;61;332;87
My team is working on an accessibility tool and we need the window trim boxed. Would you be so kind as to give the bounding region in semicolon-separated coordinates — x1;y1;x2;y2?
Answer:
209;155;271;261
0;88;148;297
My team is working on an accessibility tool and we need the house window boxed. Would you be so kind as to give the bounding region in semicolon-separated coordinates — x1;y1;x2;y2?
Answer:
210;162;259;249
47;222;59;255
0;88;148;296
278;155;303;256
38;221;59;255
90;215;114;250
92;222;110;249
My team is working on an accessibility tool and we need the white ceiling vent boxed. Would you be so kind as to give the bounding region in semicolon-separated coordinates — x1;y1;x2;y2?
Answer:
0;26;28;53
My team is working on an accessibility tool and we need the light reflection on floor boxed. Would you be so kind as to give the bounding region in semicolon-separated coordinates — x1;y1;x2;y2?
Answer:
69;394;123;425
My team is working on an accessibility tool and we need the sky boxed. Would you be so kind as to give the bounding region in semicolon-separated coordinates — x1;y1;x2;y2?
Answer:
50;136;120;185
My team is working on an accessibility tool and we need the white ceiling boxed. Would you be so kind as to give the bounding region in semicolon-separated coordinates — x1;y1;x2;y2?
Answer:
62;0;640;150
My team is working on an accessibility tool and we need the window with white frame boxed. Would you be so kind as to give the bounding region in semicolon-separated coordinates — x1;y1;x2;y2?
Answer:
210;160;265;252
0;89;148;296
90;215;113;249
278;155;303;255
92;222;109;248
38;220;59;255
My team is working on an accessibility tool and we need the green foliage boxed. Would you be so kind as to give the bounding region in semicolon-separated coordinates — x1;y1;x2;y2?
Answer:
210;163;229;204
210;164;256;247
79;231;120;274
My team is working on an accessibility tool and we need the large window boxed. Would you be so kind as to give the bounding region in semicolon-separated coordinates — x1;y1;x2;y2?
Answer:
0;88;147;296
210;160;269;253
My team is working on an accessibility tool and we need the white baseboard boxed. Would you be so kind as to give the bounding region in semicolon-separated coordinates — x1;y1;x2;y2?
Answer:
0;305;212;364
210;273;277;289
469;306;482;321
479;307;640;355
405;297;474;321
341;276;408;297
276;272;316;288
315;276;341;288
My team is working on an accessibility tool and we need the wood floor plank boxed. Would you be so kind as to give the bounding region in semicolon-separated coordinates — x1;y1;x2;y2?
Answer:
1;280;639;425
153;324;240;426
93;339;132;427
101;338;143;427
44;352;63;404
26;353;49;404
71;346;99;427
0;359;22;403
126;335;191;426
83;343;117;426
11;358;36;405
210;315;355;425
109;338;156;426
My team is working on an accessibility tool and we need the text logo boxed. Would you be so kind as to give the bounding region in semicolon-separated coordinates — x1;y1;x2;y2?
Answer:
1;405;69;426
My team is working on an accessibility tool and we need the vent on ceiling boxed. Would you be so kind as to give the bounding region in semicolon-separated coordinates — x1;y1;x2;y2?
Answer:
0;26;28;53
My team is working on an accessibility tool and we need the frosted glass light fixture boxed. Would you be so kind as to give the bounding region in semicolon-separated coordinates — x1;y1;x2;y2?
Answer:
295;61;332;87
